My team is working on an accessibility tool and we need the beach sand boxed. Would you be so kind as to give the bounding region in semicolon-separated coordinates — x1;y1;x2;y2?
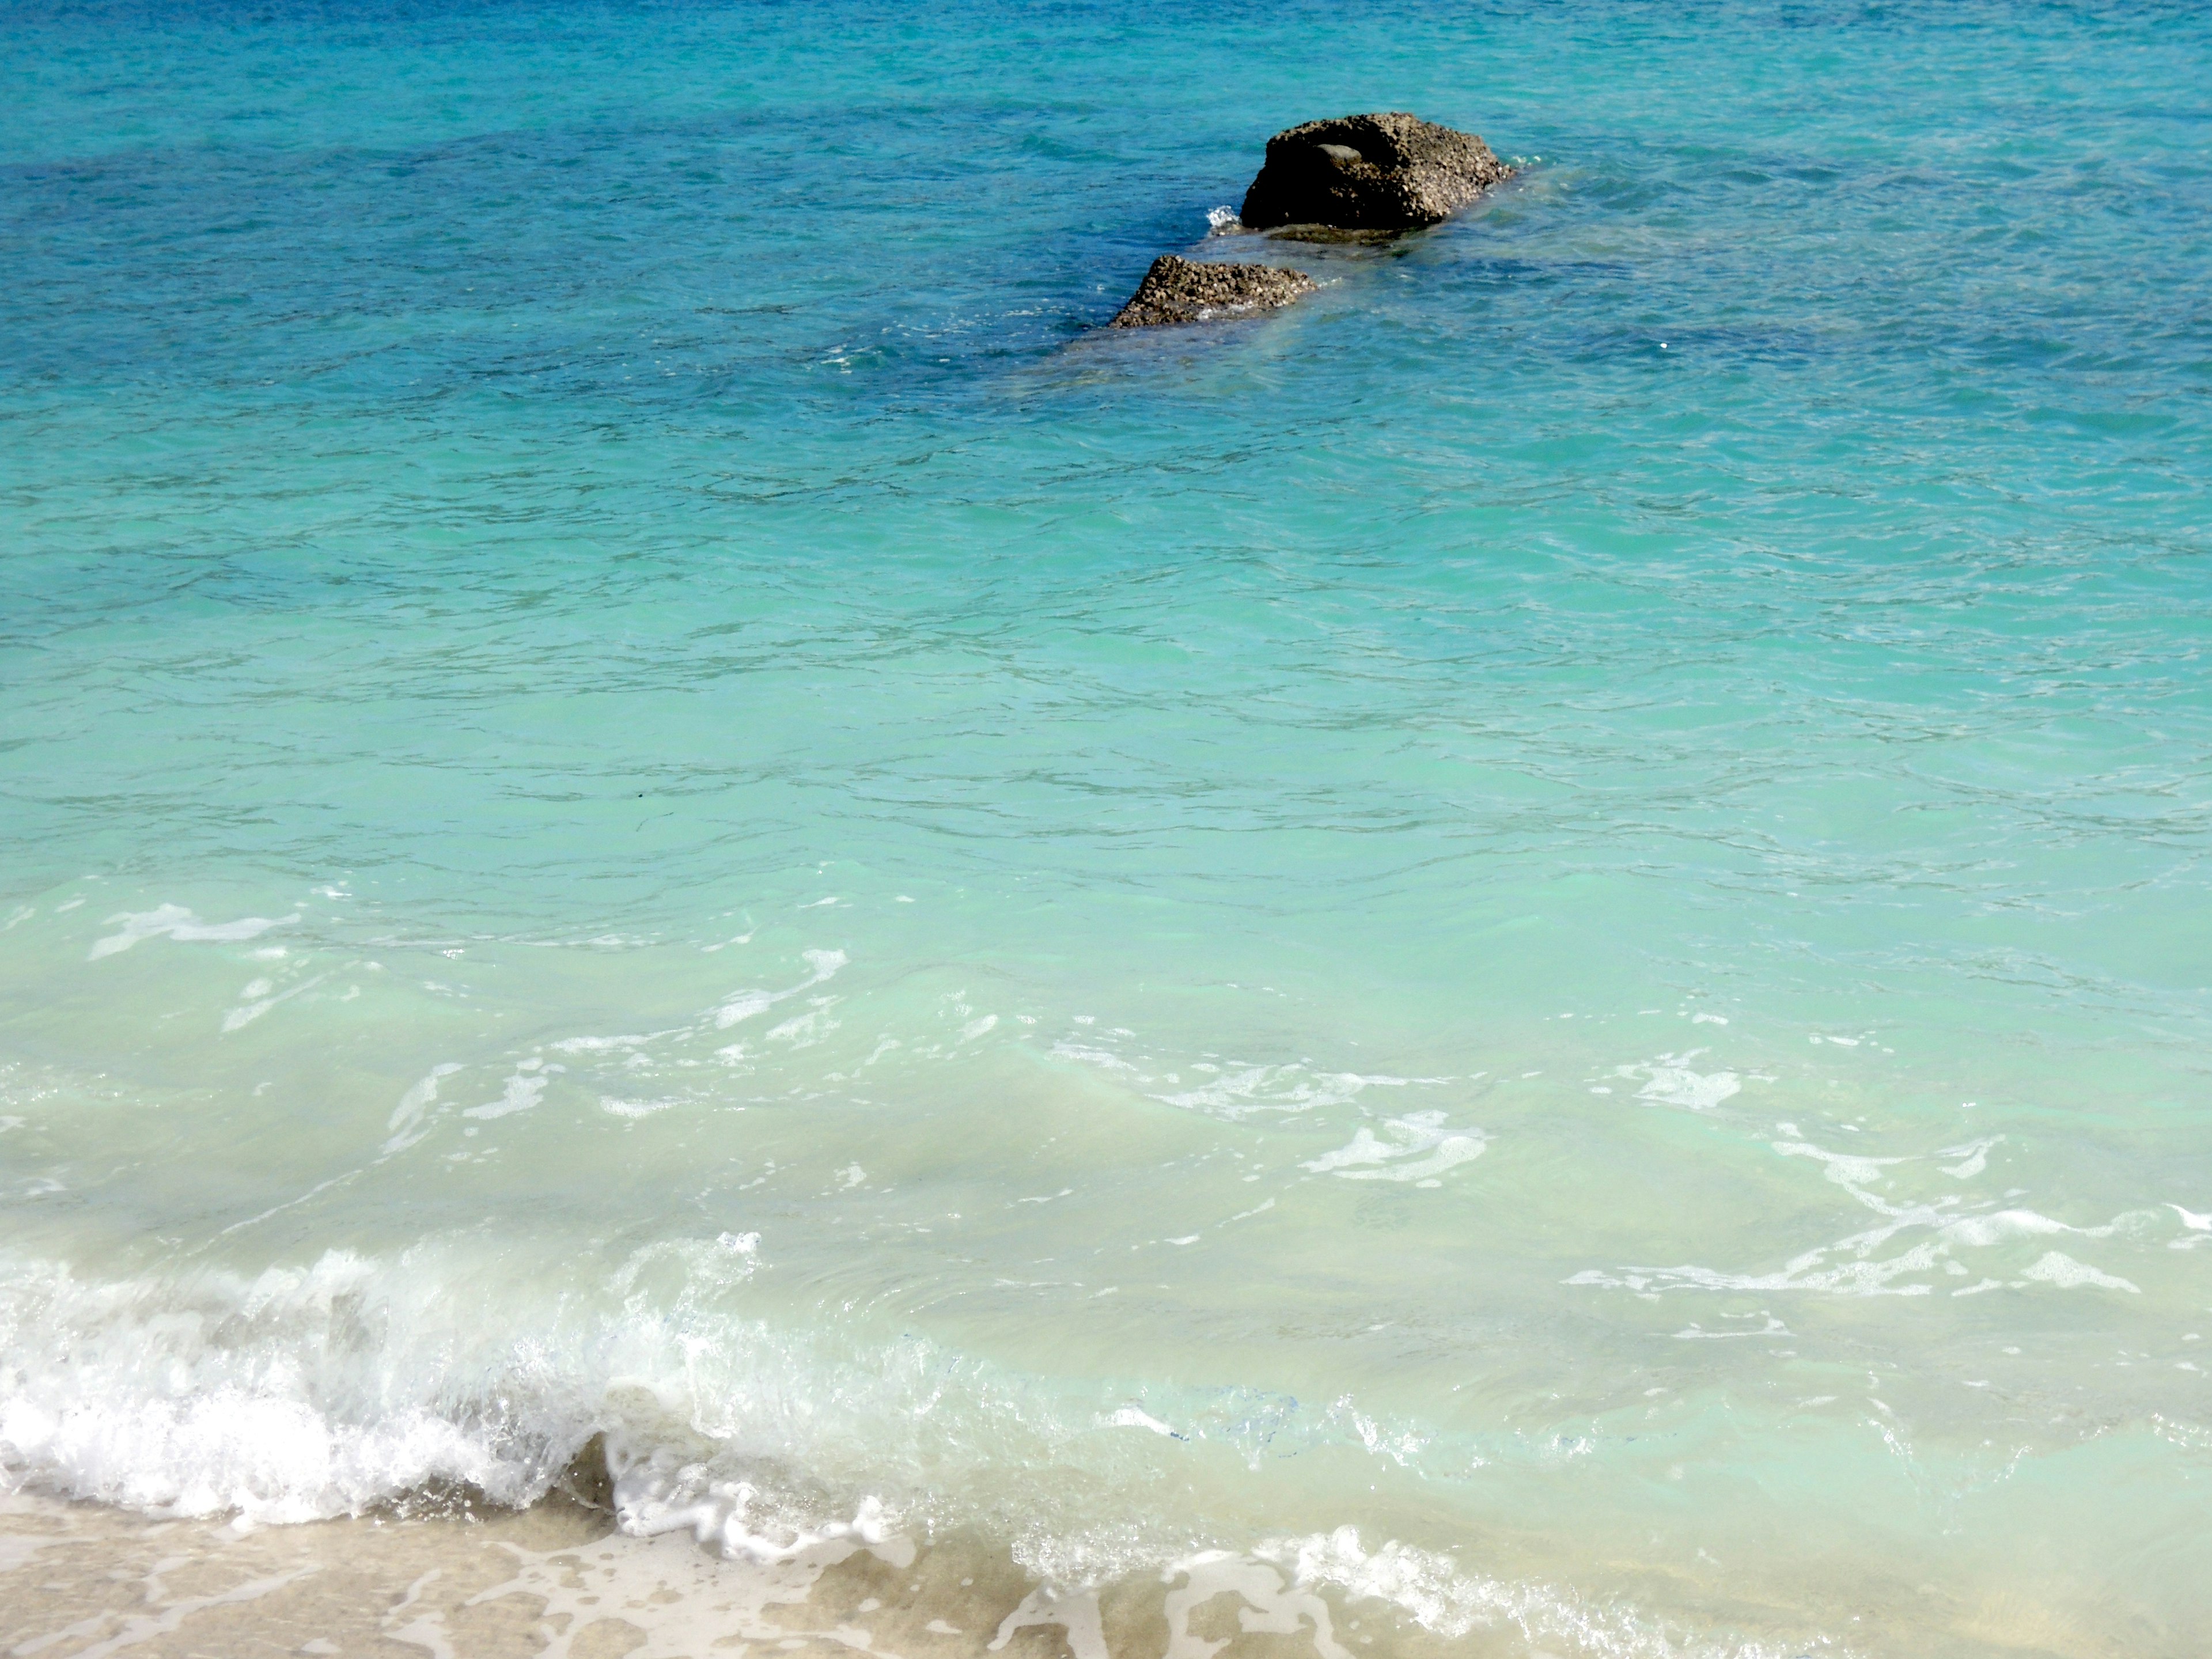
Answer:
0;1489;1469;1659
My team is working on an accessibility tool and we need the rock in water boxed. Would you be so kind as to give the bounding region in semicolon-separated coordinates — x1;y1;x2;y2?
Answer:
1238;112;1512;232
1108;255;1317;328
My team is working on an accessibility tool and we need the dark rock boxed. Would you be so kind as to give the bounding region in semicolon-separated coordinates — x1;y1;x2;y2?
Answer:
554;1433;613;1511
1239;112;1512;233
1108;254;1317;328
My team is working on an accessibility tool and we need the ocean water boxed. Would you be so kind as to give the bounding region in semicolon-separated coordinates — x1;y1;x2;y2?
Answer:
4;0;2211;1653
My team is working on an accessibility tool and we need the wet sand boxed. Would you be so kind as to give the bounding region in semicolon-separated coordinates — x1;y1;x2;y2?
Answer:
0;1491;1463;1659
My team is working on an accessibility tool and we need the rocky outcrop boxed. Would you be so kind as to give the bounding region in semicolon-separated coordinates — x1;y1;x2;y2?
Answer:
1238;112;1511;233
1108;254;1317;328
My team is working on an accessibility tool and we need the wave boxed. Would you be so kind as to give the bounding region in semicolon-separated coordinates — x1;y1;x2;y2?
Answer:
0;1242;1791;1658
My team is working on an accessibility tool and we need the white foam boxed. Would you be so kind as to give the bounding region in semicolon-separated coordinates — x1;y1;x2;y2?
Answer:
89;906;298;961
766;1000;839;1047
1571;1129;2150;1300
404;1499;917;1659
0;1242;763;1525
463;1066;550;1120
1938;1207;2077;1248
1258;1525;1777;1658
0;1236;1860;1656
0;1252;539;1523
1937;1137;1999;1179
221;972;326;1034
1772;1138;1908;1191
1102;1407;1177;1437
991;1585;1107;1659
1051;1031;1450;1123
1156;1067;1431;1119
712;989;779;1027
1623;1052;1740;1111
713;948;849;1030
2168;1202;2212;1244
1274;1535;1456;1643
1165;1551;1346;1659
2019;1251;2138;1292
601;1097;678;1119
550;1031;681;1054
384;1063;463;1153
614;1449;910;1571
1300;1113;1487;1184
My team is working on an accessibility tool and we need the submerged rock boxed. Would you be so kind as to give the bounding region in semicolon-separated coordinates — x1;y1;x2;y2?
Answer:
1108;254;1317;328
1239;111;1512;233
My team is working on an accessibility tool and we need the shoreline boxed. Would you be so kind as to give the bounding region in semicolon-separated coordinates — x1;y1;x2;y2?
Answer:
0;1487;1476;1659
0;1476;2160;1659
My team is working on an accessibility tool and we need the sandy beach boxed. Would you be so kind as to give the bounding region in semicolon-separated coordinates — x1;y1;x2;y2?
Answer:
0;1488;1490;1659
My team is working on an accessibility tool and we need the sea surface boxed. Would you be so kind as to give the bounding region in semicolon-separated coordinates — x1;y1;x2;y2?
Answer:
4;1;2211;1654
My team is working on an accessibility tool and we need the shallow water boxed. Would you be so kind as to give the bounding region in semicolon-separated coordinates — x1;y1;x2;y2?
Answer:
5;1;2211;1654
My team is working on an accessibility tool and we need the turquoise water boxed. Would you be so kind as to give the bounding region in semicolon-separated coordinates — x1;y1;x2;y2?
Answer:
5;1;2212;1652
